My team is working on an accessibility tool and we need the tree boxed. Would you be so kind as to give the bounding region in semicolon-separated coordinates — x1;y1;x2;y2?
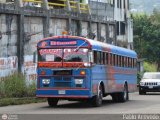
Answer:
132;10;160;71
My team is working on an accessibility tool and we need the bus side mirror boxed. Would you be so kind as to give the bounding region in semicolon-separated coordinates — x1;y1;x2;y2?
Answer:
33;51;38;63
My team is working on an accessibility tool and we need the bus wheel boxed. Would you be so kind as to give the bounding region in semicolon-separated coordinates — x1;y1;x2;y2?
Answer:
119;84;129;102
91;85;103;107
47;98;59;107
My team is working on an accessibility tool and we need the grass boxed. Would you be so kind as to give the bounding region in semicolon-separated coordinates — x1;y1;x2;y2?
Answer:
0;72;37;98
0;97;46;107
0;72;46;106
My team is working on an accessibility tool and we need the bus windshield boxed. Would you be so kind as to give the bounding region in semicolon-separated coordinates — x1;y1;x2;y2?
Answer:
38;48;89;62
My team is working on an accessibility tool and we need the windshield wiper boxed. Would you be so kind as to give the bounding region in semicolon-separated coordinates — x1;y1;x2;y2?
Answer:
74;40;87;52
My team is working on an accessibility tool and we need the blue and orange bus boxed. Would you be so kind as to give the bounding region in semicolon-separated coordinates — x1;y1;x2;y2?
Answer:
35;35;137;107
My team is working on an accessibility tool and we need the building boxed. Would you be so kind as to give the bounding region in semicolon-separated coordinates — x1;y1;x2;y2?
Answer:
0;0;133;80
90;0;133;48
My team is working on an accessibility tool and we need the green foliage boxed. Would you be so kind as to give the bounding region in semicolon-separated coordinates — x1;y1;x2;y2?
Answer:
26;82;36;97
143;62;157;72
0;73;36;98
2;73;27;97
137;72;143;84
132;10;160;70
137;62;157;84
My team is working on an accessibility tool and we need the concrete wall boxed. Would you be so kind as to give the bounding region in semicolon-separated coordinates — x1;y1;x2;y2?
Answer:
50;19;67;36
24;17;44;55
81;21;88;37
0;14;17;57
0;0;6;3
101;24;106;42
0;56;18;79
89;1;114;21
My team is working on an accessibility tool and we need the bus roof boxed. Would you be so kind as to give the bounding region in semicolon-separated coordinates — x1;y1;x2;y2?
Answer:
87;38;137;58
37;36;137;58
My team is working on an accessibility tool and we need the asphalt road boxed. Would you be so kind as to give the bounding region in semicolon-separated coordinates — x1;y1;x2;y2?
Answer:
0;92;160;120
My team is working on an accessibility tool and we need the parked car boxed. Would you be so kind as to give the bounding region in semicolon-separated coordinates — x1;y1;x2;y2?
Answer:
139;72;160;95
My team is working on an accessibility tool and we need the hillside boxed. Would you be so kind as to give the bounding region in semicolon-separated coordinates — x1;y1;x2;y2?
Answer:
130;0;160;14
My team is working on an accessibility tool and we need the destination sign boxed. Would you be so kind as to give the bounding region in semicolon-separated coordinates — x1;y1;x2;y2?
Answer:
50;41;77;46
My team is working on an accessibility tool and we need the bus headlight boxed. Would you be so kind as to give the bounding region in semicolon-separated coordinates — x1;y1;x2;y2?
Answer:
42;79;50;85
75;79;83;84
84;62;91;67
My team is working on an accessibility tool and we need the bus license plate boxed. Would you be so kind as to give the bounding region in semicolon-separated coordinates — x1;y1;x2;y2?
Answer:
58;90;65;94
149;86;153;89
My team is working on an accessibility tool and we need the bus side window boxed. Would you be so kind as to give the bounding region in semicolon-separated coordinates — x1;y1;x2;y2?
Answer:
120;56;122;67
110;54;112;66
93;51;97;63
112;54;115;66
131;58;133;68
97;51;101;64
129;57;131;68
117;55;118;66
122;56;124;67
123;57;125;67
117;55;119;67
114;55;117;66
134;58;137;68
112;54;114;66
129;58;131;68
115;55;117;66
105;52;108;65
126;57;129;67
132;58;134;68
102;52;105;64
124;57;126;67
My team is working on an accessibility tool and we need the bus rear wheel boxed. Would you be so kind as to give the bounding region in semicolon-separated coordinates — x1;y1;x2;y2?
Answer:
91;85;103;107
111;84;129;102
47;98;59;107
119;84;129;102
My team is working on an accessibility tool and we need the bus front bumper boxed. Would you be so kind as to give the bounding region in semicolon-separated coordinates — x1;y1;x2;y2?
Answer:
36;89;91;99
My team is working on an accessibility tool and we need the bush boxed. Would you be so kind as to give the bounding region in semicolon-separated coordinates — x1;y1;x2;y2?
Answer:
144;62;157;72
137;72;143;84
0;72;36;98
2;73;27;97
26;82;36;97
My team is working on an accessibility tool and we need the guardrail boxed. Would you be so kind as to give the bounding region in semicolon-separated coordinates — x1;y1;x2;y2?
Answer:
23;0;42;7
22;0;89;13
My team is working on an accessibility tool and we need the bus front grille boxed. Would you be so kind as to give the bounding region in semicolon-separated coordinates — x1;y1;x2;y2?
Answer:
54;82;71;87
54;76;72;87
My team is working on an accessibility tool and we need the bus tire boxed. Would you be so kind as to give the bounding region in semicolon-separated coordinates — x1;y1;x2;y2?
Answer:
47;98;59;107
91;85;103;107
111;84;129;103
119;84;129;102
